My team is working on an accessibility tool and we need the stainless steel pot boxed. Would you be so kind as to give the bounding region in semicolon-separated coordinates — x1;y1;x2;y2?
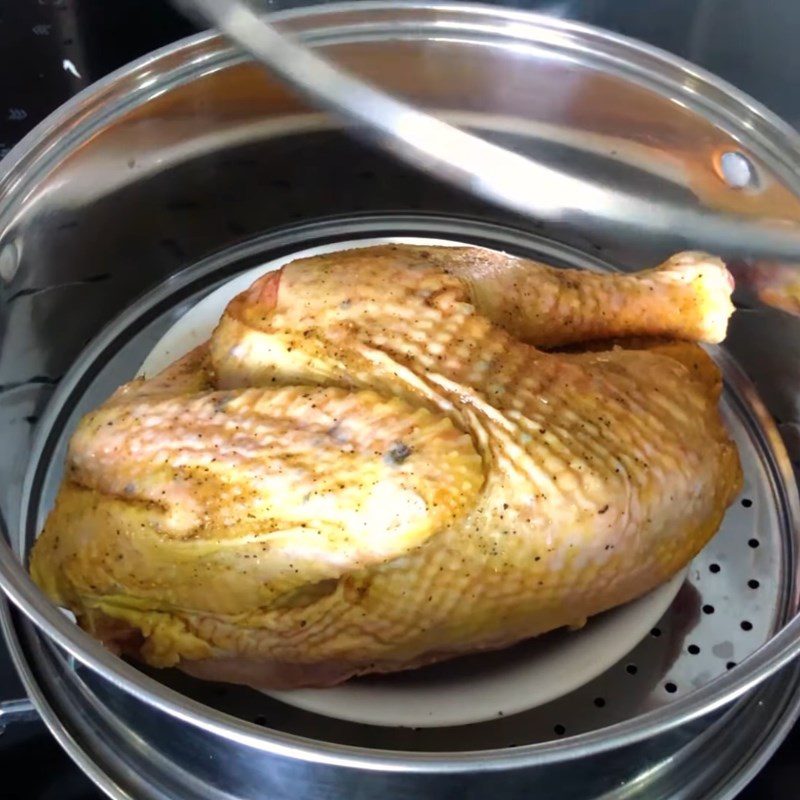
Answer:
2;3;800;798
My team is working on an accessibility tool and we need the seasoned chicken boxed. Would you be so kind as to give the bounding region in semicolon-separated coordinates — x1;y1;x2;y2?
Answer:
30;245;742;688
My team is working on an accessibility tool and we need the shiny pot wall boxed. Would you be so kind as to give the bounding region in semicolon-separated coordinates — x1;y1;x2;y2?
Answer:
1;3;800;799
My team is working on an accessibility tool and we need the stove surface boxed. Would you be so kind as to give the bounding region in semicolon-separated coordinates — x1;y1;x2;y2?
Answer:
0;1;797;798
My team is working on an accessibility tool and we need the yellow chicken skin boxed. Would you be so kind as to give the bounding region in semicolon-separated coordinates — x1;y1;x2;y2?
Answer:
31;245;742;688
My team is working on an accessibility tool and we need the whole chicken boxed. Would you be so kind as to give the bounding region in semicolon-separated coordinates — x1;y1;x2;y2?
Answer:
31;245;742;688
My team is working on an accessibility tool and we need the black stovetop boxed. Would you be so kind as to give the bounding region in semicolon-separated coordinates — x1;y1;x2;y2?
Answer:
0;1;797;798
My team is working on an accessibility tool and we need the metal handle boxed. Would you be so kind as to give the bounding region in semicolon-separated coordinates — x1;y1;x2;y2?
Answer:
176;0;800;262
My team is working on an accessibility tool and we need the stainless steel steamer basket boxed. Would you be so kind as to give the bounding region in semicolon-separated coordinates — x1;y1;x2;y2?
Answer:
2;3;800;798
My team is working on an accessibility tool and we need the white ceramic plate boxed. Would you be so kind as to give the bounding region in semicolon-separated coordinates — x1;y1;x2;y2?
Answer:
141;237;687;728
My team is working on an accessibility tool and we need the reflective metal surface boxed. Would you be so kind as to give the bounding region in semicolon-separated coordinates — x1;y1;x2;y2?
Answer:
0;697;37;733
1;2;800;797
176;0;800;262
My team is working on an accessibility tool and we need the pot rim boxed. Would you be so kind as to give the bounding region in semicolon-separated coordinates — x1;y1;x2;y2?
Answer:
6;594;800;800
1;0;800;772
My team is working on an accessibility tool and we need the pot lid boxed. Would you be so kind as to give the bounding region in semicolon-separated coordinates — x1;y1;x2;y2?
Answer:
178;0;800;263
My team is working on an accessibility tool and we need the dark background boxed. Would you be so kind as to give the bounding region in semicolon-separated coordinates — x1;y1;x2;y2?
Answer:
0;1;798;797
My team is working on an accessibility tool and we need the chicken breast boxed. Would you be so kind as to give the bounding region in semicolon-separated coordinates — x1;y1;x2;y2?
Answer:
30;245;742;688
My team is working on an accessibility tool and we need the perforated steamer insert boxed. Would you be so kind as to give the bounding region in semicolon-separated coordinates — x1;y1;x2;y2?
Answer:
21;215;799;748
